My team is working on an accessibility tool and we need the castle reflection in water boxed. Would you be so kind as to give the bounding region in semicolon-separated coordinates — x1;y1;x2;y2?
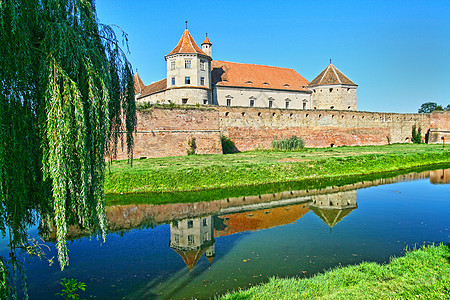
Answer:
169;190;358;270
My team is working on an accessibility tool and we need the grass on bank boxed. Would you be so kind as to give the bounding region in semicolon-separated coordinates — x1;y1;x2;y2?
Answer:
105;163;449;206
219;244;450;300
105;144;450;194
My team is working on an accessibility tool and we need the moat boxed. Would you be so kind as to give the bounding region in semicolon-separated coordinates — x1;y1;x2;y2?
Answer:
1;168;449;299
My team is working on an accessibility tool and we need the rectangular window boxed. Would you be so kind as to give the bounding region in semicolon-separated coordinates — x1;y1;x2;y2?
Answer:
203;99;208;105
203;218;207;227
174;234;179;243
303;102;307;109
286;101;290;109
269;100;273;108
187;220;193;228
250;100;254;107
226;99;231;106
182;98;188;105
188;235;195;245
185;77;190;84
203;232;208;242
185;59;191;69
200;77;205;86
173;220;178;228
171;77;175;86
170;61;175;70
200;60;205;71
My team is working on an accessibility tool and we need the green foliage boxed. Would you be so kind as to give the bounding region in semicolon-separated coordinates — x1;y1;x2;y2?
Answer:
411;125;422;144
56;278;86;300
137;101;180;110
219;244;450;300
418;102;449;113
0;1;136;292
272;136;305;150
221;135;237;154
187;138;197;155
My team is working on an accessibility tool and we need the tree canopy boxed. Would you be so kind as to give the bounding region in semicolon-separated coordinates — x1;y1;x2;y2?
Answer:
0;0;136;279
418;102;450;113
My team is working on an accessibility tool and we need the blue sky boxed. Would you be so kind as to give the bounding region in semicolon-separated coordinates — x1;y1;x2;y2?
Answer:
96;0;450;113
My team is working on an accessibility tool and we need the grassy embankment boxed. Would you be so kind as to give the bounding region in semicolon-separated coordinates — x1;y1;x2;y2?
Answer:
105;144;449;197
219;244;450;300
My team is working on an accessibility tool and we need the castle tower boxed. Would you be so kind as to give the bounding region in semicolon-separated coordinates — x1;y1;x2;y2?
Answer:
169;216;215;270
165;29;212;105
308;63;357;110
202;34;212;57
309;190;358;230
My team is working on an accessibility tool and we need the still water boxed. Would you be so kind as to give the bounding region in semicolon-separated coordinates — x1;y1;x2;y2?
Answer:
1;169;449;299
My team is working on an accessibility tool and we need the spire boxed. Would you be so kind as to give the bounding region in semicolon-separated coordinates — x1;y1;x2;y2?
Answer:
166;29;208;57
133;72;145;94
202;33;212;45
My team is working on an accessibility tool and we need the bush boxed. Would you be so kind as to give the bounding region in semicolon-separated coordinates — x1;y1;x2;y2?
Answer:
187;138;197;155
221;135;236;154
272;136;305;150
412;125;422;144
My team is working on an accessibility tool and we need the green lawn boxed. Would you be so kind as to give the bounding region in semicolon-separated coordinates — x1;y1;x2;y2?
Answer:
105;144;450;194
218;244;450;300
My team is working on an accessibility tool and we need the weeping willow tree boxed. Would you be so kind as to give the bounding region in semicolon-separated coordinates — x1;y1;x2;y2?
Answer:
0;0;136;285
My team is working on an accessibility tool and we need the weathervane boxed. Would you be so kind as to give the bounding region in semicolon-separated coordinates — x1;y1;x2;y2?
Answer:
185;20;188;29
330;58;332;64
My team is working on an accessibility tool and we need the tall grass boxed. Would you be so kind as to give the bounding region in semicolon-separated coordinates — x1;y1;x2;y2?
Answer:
271;136;305;150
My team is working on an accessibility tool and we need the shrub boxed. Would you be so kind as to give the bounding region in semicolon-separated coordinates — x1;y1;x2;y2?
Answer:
411;125;422;144
272;136;305;150
187;137;197;155
221;135;236;154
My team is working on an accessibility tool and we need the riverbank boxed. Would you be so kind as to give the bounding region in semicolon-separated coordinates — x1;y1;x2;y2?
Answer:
105;144;449;195
218;244;450;299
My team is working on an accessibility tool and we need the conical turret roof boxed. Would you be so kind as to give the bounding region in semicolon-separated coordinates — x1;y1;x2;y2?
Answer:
133;72;145;94
166;29;208;57
309;206;355;228
173;247;208;270
202;35;212;45
309;64;357;87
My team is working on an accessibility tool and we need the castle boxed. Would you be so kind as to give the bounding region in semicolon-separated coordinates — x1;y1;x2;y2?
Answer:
117;28;449;160
133;29;358;111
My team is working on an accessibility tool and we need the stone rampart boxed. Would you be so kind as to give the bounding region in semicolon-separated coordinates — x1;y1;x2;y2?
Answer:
114;106;448;159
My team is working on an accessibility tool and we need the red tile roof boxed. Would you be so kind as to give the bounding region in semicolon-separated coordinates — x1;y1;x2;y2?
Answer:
133;73;145;94
202;35;212;45
173;247;208;270
138;78;167;97
309;64;357;87
211;61;310;91
167;29;209;57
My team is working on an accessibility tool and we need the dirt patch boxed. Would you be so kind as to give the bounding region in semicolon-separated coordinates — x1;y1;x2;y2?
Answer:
278;158;311;163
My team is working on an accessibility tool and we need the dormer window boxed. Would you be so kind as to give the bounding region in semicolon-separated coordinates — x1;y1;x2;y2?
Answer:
269;100;273;108
185;59;191;69
263;82;269;86
246;80;252;84
284;84;290;87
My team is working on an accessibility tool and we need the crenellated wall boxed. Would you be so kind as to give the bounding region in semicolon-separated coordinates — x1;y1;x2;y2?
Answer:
114;107;449;159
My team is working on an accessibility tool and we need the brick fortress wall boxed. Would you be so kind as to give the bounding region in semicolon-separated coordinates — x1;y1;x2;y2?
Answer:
114;107;449;159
